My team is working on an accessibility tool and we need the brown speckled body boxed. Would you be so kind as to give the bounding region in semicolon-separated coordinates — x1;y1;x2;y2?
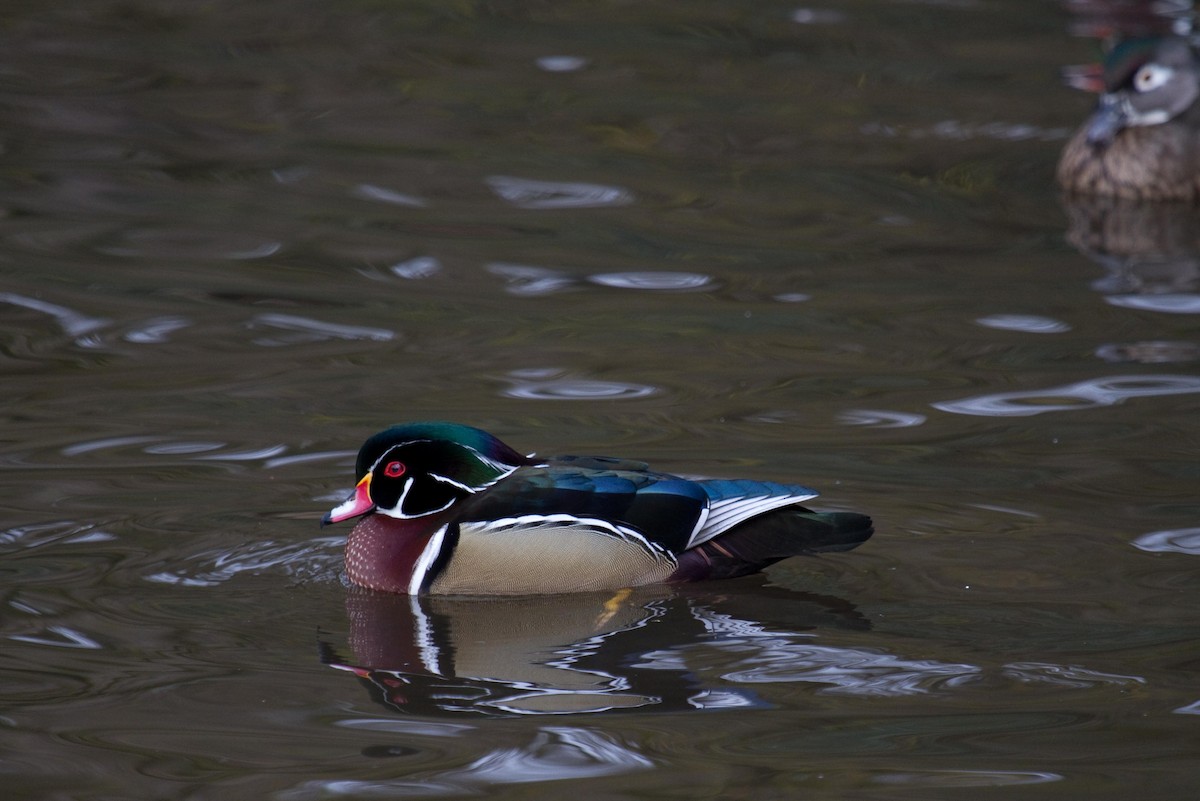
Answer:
1057;121;1200;201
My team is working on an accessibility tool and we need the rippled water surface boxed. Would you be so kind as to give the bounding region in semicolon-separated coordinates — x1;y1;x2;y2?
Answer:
3;1;1198;799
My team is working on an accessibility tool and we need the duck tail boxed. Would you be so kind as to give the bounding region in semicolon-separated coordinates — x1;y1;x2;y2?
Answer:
669;509;873;582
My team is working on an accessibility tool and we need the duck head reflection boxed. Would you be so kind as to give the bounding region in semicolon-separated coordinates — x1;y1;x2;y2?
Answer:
321;582;868;717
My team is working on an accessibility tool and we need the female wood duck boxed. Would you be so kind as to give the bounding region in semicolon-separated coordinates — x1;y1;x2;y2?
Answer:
1057;36;1200;200
322;422;873;595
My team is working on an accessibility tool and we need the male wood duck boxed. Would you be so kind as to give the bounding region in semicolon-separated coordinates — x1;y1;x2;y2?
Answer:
1057;36;1200;200
322;422;873;595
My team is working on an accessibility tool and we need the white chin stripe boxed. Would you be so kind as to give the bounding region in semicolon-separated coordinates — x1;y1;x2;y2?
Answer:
328;494;374;522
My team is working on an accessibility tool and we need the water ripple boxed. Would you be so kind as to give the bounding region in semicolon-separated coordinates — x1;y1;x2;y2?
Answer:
333;718;475;736
195;445;289;462
588;272;713;291
487;176;634;209
249;313;394;346
536;56;588;72
279;726;651;800
712;637;982;696
62;436;165;456
932;374;1200;417
0;292;109;339
391;256;443;279
486;263;575;296
487;264;714;295
1000;662;1145;689
861;119;1070;142
791;8;848;24
501;369;657;401
123;315;191;344
874;770;1063;787
0;521;116;551
1174;699;1200;715
1131;527;1200;555
975;314;1071;333
1095;341;1200;364
9;625;102;650
353;184;427;207
838;409;927;428
264;450;355;470
144;536;343;587
96;228;281;260
1106;294;1200;314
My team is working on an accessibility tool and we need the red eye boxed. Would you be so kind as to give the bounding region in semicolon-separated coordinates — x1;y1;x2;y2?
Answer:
383;461;406;478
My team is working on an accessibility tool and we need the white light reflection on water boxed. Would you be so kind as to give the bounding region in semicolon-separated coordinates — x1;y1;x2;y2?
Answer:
1105;294;1200;314
873;770;1063;787
487;175;634;209
249;313;394;346
588;271;713;291
487;263;716;295
861;119;1070;141
62;436;165;456
390;256;442;279
1173;699;1200;715
641;608;982;696
1131;528;1200;555
639;607;1146;698
932;375;1200;417
123;315;191;344
501;369;657;401
0;292;109;339
838;409;927;428
975;314;1071;333
8;625;103;650
144;536;344;587
353;184;428;207
0;521;116;549
1000;663;1145;689
486;263;576;296
1095;341;1200;364
536;55;588;72
791;7;847;24
279;726;651;800
711;637;982;696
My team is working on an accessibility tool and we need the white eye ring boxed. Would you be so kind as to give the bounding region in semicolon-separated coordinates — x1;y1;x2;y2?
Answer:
1134;63;1173;93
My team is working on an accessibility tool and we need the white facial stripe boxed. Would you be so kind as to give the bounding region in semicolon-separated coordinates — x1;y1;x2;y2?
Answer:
378;476;415;519
1120;96;1175;127
429;472;476;493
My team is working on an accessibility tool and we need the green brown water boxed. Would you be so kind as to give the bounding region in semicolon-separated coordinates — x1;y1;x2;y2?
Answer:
3;1;1198;799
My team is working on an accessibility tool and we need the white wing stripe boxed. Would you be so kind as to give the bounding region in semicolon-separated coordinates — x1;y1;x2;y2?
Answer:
690;491;817;547
462;514;669;557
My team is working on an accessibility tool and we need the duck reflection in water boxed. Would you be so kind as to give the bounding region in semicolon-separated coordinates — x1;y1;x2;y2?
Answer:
320;582;869;718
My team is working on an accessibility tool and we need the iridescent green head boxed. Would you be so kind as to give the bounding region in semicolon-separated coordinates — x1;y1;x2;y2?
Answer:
324;422;534;523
